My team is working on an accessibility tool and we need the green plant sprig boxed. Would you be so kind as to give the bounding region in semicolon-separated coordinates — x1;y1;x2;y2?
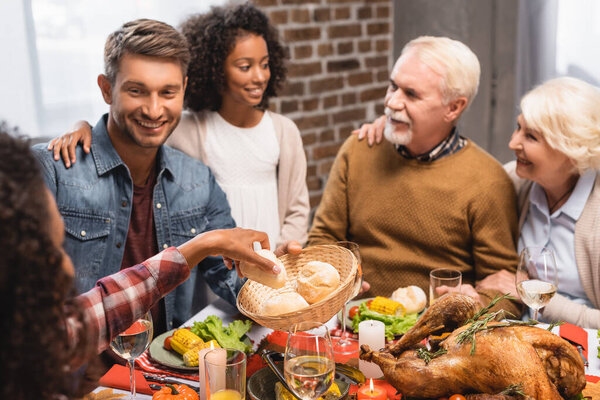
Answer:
465;293;516;324
415;347;447;365
500;383;526;396
546;321;565;331
457;310;539;355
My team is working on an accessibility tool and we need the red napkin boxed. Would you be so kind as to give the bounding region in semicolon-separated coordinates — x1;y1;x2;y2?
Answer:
99;364;154;395
136;350;199;381
559;323;588;359
587;375;600;383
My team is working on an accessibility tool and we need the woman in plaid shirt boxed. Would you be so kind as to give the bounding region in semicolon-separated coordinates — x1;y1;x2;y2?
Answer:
0;126;282;399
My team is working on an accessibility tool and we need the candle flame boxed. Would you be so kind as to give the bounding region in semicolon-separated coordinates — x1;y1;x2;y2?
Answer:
369;378;374;392
210;342;214;349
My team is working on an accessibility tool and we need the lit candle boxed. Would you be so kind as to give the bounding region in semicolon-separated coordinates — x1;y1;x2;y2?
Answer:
209;389;242;400
357;379;387;400
358;320;385;378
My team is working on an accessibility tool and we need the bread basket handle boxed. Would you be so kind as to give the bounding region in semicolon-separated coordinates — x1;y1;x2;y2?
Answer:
260;350;302;400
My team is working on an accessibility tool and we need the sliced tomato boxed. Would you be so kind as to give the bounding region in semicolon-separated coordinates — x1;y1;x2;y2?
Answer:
348;306;360;319
365;299;374;309
449;395;466;400
163;335;173;351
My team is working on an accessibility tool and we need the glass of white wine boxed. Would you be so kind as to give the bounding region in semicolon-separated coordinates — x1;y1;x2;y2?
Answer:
515;247;558;321
284;321;335;400
109;312;153;399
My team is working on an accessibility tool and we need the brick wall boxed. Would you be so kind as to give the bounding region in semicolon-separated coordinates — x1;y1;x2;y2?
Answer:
252;0;393;213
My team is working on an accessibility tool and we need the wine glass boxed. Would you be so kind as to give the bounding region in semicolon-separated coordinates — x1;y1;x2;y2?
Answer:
515;247;558;321
334;241;362;353
284;321;335;400
109;312;153;399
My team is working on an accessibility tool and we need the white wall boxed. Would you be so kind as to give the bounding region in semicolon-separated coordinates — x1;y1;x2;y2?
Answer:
0;0;40;135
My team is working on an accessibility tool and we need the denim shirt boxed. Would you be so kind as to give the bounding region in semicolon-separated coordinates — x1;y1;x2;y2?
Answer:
32;115;240;329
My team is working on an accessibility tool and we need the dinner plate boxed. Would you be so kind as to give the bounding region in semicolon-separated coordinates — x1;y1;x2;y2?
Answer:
147;329;198;372
247;365;350;400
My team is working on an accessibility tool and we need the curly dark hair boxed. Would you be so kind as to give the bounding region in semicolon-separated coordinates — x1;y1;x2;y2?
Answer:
0;123;73;398
180;2;288;111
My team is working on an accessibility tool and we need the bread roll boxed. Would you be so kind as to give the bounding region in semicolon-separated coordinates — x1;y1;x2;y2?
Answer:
391;285;427;314
239;249;287;289
262;292;309;316
296;261;340;304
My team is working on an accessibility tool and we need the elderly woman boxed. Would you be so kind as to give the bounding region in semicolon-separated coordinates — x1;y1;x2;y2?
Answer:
0;125;277;398
505;77;600;328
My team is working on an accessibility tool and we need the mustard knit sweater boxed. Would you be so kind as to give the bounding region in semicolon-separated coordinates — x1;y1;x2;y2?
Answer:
309;135;520;312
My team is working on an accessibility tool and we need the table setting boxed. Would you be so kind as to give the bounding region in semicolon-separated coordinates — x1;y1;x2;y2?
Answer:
90;244;600;400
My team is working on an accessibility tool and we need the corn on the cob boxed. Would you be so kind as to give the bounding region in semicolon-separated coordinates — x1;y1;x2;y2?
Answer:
182;340;220;367
369;296;406;317
170;329;204;355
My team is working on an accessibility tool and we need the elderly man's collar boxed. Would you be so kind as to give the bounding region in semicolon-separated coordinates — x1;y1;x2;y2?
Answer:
396;127;466;162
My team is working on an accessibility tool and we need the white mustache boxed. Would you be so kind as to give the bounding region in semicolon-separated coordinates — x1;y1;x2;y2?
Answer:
385;107;411;126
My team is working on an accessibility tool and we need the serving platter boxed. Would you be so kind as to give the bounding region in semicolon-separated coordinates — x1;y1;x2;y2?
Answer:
147;329;198;372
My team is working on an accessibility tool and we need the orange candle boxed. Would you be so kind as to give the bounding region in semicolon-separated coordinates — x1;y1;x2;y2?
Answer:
357;379;387;400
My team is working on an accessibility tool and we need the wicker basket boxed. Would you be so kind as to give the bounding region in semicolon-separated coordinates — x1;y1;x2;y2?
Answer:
236;244;359;331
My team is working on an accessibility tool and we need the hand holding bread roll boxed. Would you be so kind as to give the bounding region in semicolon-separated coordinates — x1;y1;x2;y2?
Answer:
238;249;287;289
296;261;340;304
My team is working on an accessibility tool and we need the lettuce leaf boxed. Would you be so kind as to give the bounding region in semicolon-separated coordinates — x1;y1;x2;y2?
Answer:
191;315;253;353
351;302;418;340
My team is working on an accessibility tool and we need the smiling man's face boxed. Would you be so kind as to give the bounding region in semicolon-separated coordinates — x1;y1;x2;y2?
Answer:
99;53;186;149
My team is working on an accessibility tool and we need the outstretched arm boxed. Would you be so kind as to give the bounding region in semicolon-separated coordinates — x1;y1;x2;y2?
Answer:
47;120;92;168
68;228;277;369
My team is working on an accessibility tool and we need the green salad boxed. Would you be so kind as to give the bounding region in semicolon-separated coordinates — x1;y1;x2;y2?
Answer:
190;315;253;353
351;302;418;340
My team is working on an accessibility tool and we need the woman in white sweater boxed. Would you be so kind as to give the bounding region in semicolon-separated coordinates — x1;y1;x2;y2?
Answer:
505;77;600;328
170;3;309;249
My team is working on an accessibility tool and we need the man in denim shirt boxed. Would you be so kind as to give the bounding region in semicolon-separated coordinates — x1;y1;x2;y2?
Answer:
32;19;240;332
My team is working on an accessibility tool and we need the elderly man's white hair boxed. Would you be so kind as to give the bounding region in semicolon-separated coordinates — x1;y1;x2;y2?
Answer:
400;36;481;108
521;76;600;172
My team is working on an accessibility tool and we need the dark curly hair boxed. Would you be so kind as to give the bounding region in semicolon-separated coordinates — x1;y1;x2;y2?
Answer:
180;2;288;111
0;123;73;398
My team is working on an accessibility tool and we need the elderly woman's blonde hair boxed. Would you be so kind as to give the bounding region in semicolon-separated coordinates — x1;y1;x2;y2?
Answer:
401;36;480;108
521;77;600;172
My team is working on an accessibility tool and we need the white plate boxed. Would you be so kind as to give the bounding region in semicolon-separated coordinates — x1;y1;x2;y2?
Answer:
336;298;374;330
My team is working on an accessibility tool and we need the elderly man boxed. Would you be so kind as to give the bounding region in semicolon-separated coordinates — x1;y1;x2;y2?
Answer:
309;36;520;314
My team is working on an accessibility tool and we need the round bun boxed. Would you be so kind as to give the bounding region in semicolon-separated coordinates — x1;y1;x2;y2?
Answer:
261;292;309;316
296;261;340;304
391;285;427;314
239;249;287;289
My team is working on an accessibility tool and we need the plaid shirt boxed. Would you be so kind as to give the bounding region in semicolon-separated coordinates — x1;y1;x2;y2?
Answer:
65;247;190;369
396;127;466;161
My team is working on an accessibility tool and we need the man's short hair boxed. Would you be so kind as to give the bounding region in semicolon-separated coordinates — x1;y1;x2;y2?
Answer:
104;19;190;84
521;76;600;173
401;36;480;108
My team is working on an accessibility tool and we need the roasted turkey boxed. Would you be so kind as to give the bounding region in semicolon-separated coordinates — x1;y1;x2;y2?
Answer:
359;294;586;399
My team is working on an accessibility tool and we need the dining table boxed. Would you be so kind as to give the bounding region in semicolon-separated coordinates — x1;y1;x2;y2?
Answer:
92;297;600;398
